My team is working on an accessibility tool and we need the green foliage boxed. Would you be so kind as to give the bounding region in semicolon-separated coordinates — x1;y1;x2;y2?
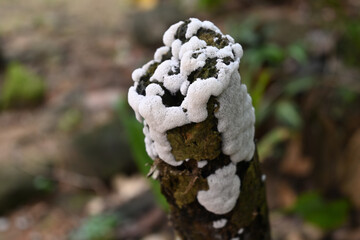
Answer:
0;62;45;110
284;77;316;97
116;98;168;211
258;127;290;160
337;86;358;104
287;43;307;64
251;69;271;113
245;43;285;68
198;0;224;10
291;192;350;230
226;18;261;47
227;18;311;131
260;44;285;65
338;20;360;66
33;176;56;192
275;100;302;129
69;213;119;240
58;108;82;132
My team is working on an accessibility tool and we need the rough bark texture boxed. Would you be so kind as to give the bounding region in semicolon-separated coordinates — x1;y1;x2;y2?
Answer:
153;98;271;240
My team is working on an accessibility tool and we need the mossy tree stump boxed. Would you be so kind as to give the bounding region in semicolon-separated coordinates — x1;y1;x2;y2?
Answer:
128;18;271;240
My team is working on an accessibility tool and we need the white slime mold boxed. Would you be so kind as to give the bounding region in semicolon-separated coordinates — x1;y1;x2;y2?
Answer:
212;218;228;229
128;18;255;214
197;163;240;214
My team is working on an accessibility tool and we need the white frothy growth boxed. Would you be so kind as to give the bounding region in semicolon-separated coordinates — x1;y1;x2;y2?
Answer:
261;174;267;182
154;46;170;62
128;18;255;171
212;218;227;229
197;160;208;168
215;71;255;162
197;163;240;214
163;21;184;47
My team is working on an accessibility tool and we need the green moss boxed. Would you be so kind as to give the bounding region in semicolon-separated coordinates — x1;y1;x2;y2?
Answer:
167;98;221;161
174;20;230;49
0;62;45;110
196;28;230;49
175;20;191;42
188;58;218;83
229;152;269;237
172;171;208;208
158;160;209;208
161;50;172;62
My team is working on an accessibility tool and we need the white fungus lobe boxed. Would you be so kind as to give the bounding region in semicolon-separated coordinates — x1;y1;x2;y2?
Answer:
238;228;244;234
197;160;208;168
197;163;240;214
261;174;267;182
128;18;256;215
212;218;227;229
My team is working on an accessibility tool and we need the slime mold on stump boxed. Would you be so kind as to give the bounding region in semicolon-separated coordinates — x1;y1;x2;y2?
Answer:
128;18;271;240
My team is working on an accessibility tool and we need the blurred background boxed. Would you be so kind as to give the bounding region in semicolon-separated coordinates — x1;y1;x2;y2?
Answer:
0;0;359;239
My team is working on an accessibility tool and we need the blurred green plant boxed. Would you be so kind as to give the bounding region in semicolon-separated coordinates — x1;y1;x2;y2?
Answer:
116;98;168;211
70;213;119;240
287;42;307;64
0;62;45;110
254;75;314;130
58;108;83;132
258;127;290;160
250;68;271;114
284;76;316;97
33;176;56;192
226;18;262;48
227;18;310;131
197;0;225;11
275;100;302;129
290;191;350;230
338;20;360;66
337;86;358;104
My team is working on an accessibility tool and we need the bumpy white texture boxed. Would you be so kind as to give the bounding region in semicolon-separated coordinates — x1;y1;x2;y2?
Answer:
215;71;255;162
163;21;184;47
128;18;255;169
154;46;170;62
185;18;221;39
212;218;227;229
131;60;156;83
197;163;240;214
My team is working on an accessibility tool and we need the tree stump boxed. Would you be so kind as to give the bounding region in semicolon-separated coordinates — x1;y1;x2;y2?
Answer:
128;18;271;240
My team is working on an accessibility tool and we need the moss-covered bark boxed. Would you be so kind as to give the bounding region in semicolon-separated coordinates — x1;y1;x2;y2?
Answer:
132;19;271;239
153;98;271;240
